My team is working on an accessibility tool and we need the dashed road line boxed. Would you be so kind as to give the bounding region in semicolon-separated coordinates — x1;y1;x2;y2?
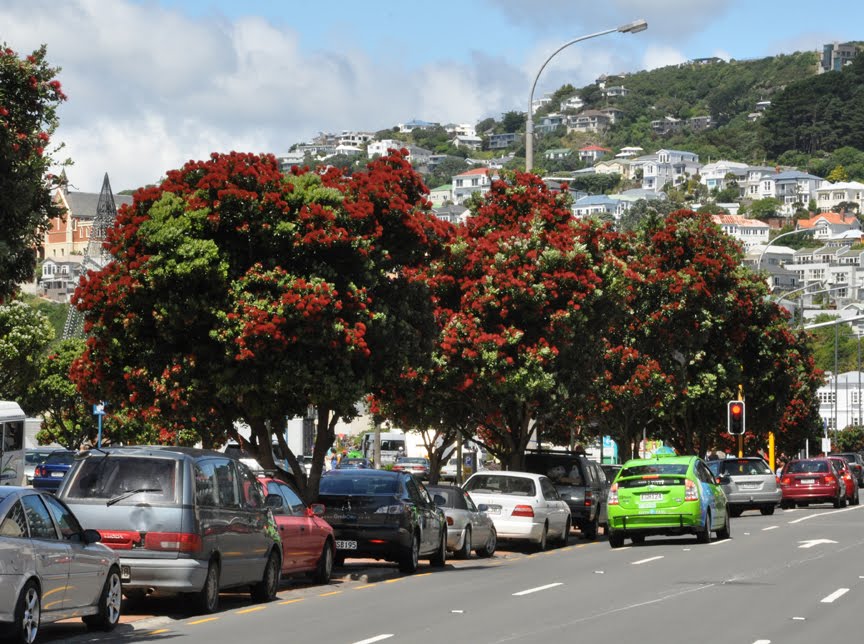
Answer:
512;582;563;596
821;588;849;603
632;556;664;565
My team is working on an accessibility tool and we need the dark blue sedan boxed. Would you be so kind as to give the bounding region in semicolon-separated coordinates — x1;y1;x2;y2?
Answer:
31;450;76;492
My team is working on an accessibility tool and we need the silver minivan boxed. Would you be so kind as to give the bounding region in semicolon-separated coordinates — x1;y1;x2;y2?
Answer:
57;446;282;613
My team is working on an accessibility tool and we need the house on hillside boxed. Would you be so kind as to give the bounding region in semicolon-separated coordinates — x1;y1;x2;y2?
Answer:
487;133;518;150
641;149;701;193
367;139;405;158
397;119;440;133
428;184;452;207
567;110;612;134
594;158;631;179
452;167;495;204
572;195;624;219
544;148;573;161
451;135;482;150
615;146;643;159
797;212;862;241
815;181;864;213
711;214;770;250
579;145;612;163
39;256;85;303
820;42;859;73
699;160;748;192
433;204;469;224
560;95;584;112
771;171;824;215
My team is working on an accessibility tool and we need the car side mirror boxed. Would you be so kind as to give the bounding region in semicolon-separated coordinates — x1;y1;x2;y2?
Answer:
309;503;325;516
265;493;284;510
477;504;489;512
83;528;102;545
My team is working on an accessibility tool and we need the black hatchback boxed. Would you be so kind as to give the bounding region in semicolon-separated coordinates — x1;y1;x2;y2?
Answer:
318;469;447;574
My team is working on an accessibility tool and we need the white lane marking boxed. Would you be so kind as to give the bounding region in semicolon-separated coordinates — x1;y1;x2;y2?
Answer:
632;556;664;565
753;640;771;644
821;588;850;603
792;617;806;621
762;526;779;531
709;538;731;546
512;583;563;596
798;539;837;549
788;505;863;524
353;636;394;644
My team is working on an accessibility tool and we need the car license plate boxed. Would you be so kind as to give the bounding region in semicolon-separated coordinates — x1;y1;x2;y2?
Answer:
120;565;131;582
51;472;65;477
739;483;760;490
800;478;815;485
485;505;501;514
335;540;357;550
640;493;663;501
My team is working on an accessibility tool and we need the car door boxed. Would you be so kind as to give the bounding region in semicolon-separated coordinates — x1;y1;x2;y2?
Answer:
41;493;107;609
283;483;323;569
19;494;71;614
695;460;725;528
235;461;272;584
406;476;437;555
462;489;491;545
539;476;568;534
276;482;310;571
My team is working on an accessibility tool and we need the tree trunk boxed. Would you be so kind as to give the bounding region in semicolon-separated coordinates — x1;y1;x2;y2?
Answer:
303;405;338;504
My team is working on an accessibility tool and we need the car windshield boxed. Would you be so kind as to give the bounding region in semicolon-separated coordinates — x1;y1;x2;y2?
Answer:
715;459;772;476
464;475;536;496
620;463;689;477
397;458;426;464
63;455;179;503
319;474;400;496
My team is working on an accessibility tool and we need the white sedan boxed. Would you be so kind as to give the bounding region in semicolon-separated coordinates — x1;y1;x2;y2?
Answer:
462;471;571;551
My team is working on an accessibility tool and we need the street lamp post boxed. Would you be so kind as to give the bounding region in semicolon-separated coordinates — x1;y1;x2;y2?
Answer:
756;227;816;275
525;19;647;172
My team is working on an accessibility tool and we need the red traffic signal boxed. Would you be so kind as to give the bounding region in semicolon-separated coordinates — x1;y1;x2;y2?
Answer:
727;400;745;435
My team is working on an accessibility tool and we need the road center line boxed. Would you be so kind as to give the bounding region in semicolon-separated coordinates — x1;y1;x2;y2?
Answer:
632;556;664;565
753;640;771;644
352;635;394;644
762;526;779;531
821;588;850;603
709;538;731;546
512;582;563;596
788;505;863;524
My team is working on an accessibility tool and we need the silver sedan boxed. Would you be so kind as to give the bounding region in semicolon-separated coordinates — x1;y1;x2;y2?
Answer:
0;486;122;643
427;485;497;558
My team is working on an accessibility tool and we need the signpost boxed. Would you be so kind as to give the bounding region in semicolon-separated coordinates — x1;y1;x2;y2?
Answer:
93;402;105;448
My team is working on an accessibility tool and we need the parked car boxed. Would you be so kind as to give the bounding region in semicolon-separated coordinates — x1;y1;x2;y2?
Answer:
56;446;283;614
523;451;608;540
0;486;122;643
462;471;571;551
830;452;864;488
706;456;781;516
23;448;62;486
258;475;335;584
392;457;430;479
336;457;372;470
827;456;860;506
30;450;76;493
606;454;731;548
426;484;497;558
317;469;447;574
778;457;846;509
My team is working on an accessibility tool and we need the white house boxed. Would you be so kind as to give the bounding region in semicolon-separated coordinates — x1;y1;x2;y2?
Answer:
560;95;584;112
452;167;494;204
579;145;612;163
815;181;864;213
367;139;405;158
641;149;701;193
710;214;770;250
699;160;749;192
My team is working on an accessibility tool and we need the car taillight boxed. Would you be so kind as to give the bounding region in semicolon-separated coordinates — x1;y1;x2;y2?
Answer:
143;532;202;553
446;516;454;526
824;475;836;485
780;476;792;486
374;504;406;515
584;490;594;507
685;479;698;502
98;530;141;550
608;483;619;505
511;505;534;518
34;466;45;477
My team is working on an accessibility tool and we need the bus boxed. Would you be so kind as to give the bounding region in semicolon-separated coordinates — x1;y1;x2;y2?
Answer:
0;401;26;486
360;431;406;466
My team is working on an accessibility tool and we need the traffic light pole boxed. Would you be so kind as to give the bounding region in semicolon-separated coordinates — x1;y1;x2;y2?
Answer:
737;385;744;458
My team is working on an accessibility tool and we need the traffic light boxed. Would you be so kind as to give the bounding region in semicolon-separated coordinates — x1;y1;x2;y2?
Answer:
727;400;745;435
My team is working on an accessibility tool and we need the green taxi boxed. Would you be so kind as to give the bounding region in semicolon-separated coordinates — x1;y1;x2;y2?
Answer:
606;454;730;547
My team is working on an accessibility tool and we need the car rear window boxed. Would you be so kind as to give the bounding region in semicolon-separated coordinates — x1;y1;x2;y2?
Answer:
620;463;689;478
62;456;179;504
319;474;399;496
786;460;829;474
718;459;772;476
44;451;75;465
26;451;58;465
464;475;536;496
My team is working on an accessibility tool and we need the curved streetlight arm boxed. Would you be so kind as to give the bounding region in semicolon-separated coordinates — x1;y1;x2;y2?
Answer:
756;227;816;273
525;19;647;172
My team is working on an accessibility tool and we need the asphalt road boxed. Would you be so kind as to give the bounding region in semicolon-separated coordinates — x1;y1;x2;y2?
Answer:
41;504;864;644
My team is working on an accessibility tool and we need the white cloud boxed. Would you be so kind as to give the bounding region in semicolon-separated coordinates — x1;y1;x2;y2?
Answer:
642;45;688;71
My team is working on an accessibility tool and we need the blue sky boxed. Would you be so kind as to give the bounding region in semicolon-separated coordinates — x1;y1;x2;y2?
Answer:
2;0;863;192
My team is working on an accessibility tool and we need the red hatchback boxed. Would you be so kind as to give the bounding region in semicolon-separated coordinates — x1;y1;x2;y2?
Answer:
828;456;860;506
779;458;846;509
258;476;335;584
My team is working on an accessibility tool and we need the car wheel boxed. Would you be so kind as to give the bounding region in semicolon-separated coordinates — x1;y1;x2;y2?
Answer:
83;567;122;631
310;540;334;585
556;518;571;547
430;530;447;568
457;527;472;559
477;527;497;558
398;532;420;573
834;492;845;508
534;523;548;552
854;488;860;506
251;550;281;603
195;560;220;614
10;579;40;644
608;531;625;549
716;511;731;541
760;505;775;516
696;512;711;544
582;512;599;540
729;507;743;518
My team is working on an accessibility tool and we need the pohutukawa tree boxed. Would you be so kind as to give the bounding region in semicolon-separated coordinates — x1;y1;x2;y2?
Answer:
0;43;67;302
414;172;626;470
71;150;452;500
